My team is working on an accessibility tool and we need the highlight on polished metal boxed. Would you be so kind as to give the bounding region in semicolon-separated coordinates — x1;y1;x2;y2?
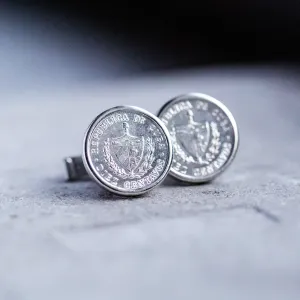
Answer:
157;93;239;183
65;106;173;196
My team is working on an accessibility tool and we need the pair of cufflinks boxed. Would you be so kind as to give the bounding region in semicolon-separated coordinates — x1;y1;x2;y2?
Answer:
65;93;239;196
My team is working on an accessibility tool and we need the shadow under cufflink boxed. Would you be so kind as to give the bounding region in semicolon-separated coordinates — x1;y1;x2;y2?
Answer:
48;177;151;201
63;157;152;200
162;176;213;187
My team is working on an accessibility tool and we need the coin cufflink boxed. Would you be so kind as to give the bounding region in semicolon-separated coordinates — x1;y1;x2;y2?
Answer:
65;106;173;196
64;94;239;193
157;93;239;183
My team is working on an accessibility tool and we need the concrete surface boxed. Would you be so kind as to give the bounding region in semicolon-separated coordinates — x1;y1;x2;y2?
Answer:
1;66;300;300
1;6;300;300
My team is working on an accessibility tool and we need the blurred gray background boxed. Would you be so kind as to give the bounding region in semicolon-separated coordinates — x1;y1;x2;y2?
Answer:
1;3;300;300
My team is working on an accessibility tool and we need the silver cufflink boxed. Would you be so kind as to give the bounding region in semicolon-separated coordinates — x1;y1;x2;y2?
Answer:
157;93;239;183
65;94;239;195
65;106;173;196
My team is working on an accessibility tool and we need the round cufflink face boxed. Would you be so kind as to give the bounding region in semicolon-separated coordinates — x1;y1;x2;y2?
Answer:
82;106;173;196
157;93;239;183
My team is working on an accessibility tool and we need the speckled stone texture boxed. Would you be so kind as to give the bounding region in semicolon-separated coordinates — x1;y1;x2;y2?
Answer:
1;65;300;300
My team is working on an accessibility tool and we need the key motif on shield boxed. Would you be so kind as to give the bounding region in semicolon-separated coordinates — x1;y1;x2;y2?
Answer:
103;122;155;179
172;110;220;165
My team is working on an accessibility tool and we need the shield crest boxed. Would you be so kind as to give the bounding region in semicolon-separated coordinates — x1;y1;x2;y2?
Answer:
109;123;145;173
175;110;211;163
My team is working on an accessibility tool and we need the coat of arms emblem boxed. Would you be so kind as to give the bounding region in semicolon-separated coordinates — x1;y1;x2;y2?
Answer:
103;122;155;179
171;110;221;165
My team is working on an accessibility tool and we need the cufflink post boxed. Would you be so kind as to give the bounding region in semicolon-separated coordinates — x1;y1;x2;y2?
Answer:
64;156;88;181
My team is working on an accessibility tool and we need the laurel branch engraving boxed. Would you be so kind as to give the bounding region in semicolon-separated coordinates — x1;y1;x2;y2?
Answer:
103;137;155;179
205;122;221;163
172;121;221;165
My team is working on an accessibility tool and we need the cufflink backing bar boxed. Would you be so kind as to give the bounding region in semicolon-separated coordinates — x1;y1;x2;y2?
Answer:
64;156;88;181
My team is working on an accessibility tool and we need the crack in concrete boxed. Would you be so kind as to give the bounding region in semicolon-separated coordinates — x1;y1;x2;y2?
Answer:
60;203;280;233
222;204;280;223
251;205;281;223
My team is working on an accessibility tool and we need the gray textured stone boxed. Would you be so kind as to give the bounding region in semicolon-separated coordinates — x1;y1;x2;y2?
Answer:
1;66;300;300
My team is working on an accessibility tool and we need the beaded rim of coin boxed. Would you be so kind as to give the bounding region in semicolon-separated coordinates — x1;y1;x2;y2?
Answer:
82;106;173;196
157;93;239;183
